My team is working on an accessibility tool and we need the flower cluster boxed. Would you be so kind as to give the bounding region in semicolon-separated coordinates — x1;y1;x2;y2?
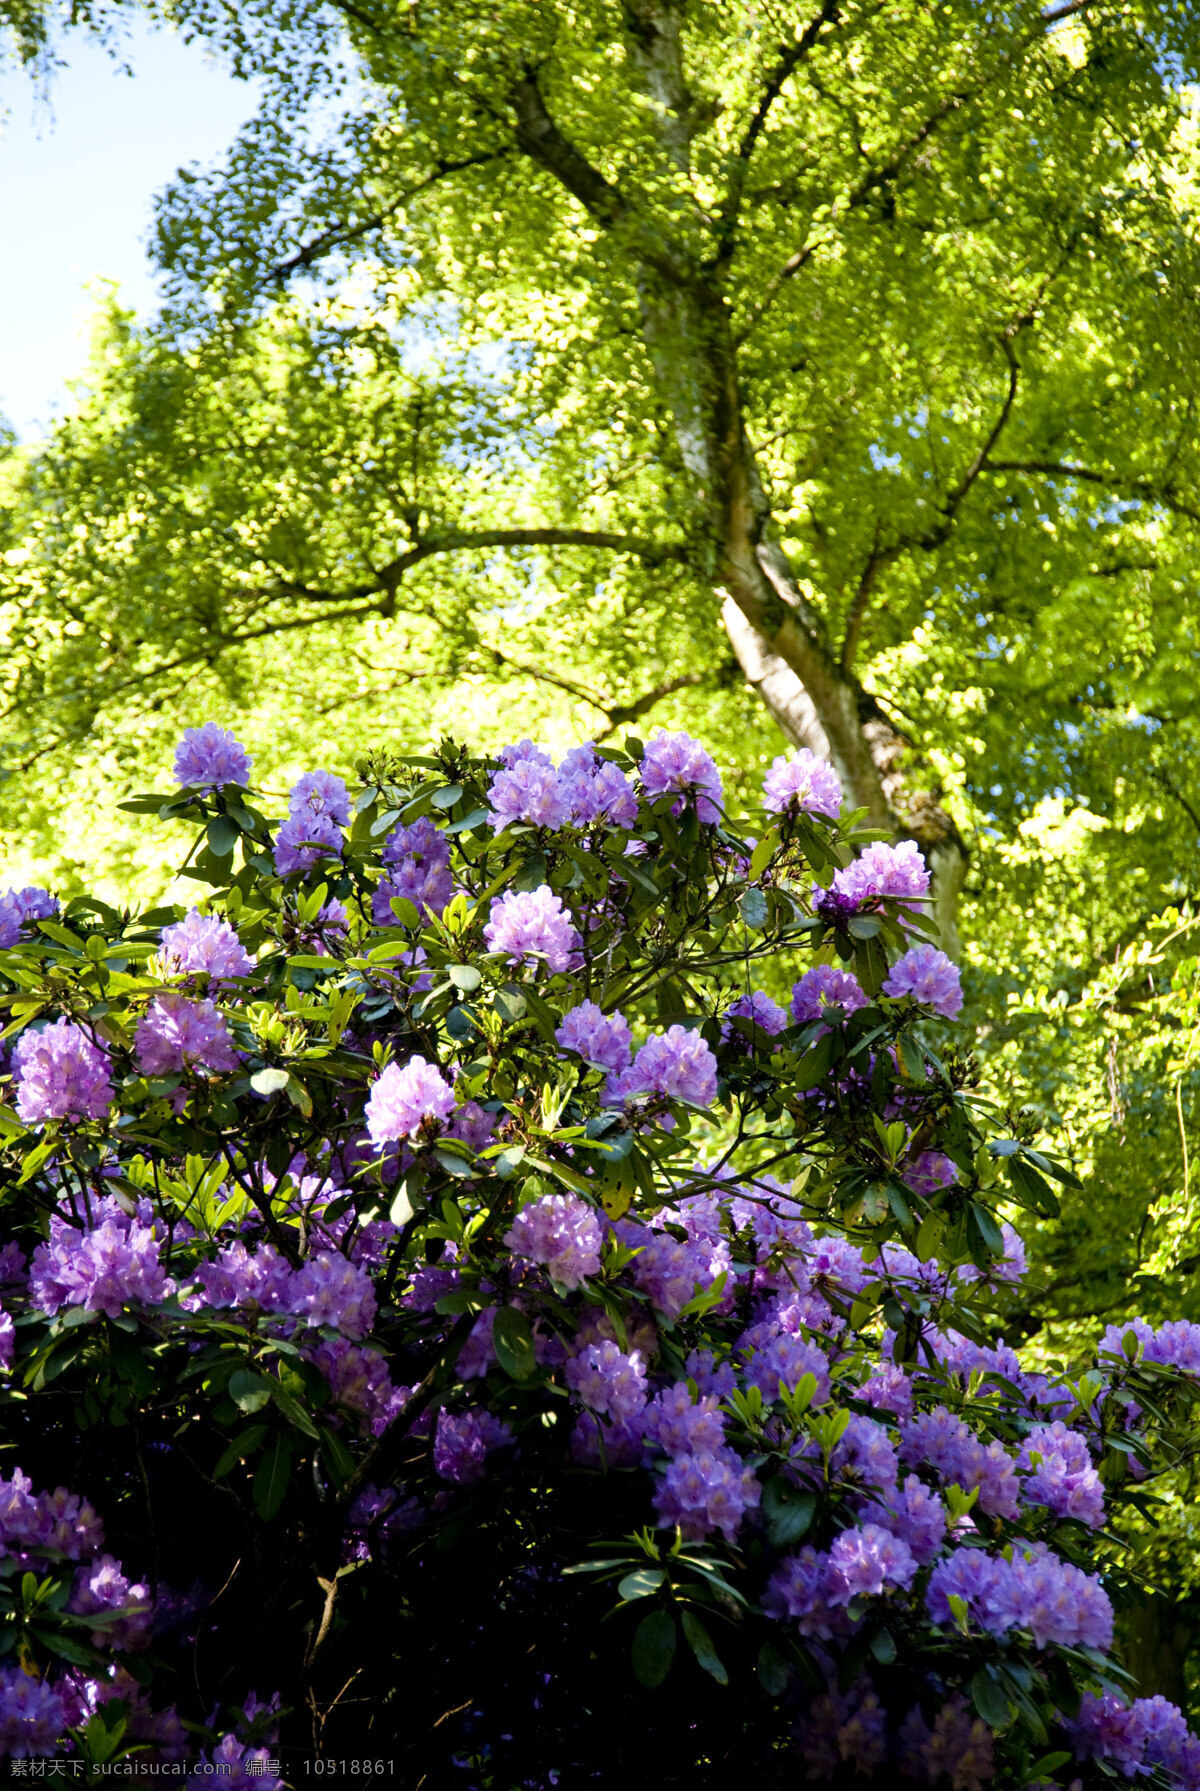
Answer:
505;1194;604;1289
375;815;455;922
135;993;238;1076
365;1055;457;1144
484;886;580;973
0;885;58;950
173;722;252;790
12;1018;113;1125
158;908;254;982
762;747;842;820
2;719;1195;1782
275;767;348;874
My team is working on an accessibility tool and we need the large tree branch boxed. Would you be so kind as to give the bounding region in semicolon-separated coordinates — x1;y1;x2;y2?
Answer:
985;460;1200;526
507;68;707;297
254;526;691;611
267;153;512;284
839;332;1023;670
711;0;841;275
736;88;967;343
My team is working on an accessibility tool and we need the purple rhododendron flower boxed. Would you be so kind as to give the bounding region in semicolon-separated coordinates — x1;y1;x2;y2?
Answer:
622;1224;731;1323
159;909;254;983
1018;1421;1105;1528
763;1547;849;1639
624;1025;718;1107
826;840;930;911
289;1252;377;1340
498;739;552;769
557;745;639;827
0;1308;12;1372
288;769;351;827
275;811;343;875
0;886;59;950
722;991;788;1045
737;1311;832;1402
790;964;868;1027
488;758;570;830
926;1544;1113;1651
900;1408;1020;1518
173;723;252;790
433;1409;514;1484
904;1149;958;1199
642;1383;726;1455
555;1000;633;1073
484;886;581;973
1100;1315;1200;1377
899;1697;995;1791
309;1338;408;1435
883;944;963;1018
826;1523;917;1604
504;1194;603;1289
69;1553;152;1649
193;1241;293;1313
652;1444;760;1542
375;815;455;922
860;1474;946;1565
0;1665;67;1757
365;1056;457;1145
799;1677;888;1782
13;1019;113;1124
0;1468;104;1558
566;1341;648;1422
29;1203;172;1319
640;731;724;823
762;748;842;820
1067;1692;1152;1775
135;994;238;1076
830;1416;899;1493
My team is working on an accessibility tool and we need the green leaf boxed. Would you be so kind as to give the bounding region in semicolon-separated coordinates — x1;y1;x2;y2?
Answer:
433;1146;475;1179
896;1033;927;1083
448;964;482;992
229;1369;273;1414
970;1667;1012;1729
739;888;768;929
492;1305;536;1380
748;830;779;881
207;815;240;857
1028;1754;1072;1781
757;1639;790;1697
869;1627;897;1665
617;1567;666;1601
493;1144;528;1178
493;985;527;1023
680;1609;728;1685
213;1424;268;1480
250;1067;290;1096
761;1479;816;1547
252;1434;293;1520
318;1424;356;1486
388;896;422;929
969;1201;1005;1254
631;1609;676;1688
514;852;548;893
430;784;463;809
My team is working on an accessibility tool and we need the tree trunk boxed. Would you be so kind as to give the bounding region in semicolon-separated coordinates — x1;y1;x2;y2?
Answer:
516;10;970;945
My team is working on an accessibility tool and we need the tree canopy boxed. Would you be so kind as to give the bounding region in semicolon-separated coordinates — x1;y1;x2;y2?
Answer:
5;0;1200;929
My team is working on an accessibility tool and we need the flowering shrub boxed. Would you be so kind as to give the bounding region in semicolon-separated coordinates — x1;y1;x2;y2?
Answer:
0;725;1197;1783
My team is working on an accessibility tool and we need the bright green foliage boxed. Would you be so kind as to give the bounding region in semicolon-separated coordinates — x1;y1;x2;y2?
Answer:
3;0;1200;1372
4;0;1200;891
